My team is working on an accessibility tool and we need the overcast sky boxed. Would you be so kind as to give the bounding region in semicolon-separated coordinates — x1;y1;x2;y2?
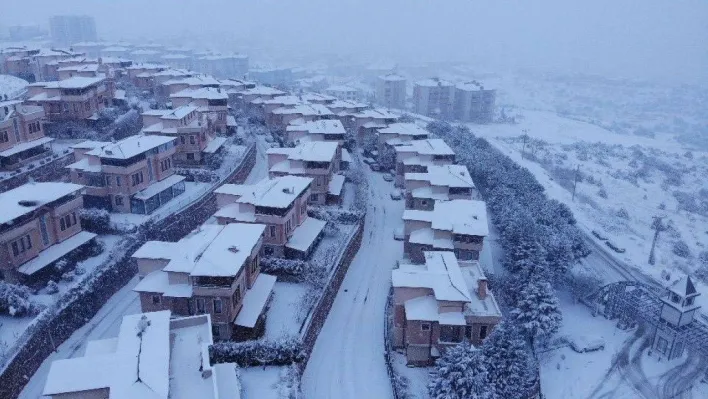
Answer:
1;0;706;84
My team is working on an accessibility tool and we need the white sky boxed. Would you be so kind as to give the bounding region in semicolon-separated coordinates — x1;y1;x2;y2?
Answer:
1;0;706;84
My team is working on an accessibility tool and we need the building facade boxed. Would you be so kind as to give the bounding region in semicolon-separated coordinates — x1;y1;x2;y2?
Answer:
376;73;406;109
413;78;455;120
0;100;52;170
49;15;97;46
454;82;496;123
26;75;114;123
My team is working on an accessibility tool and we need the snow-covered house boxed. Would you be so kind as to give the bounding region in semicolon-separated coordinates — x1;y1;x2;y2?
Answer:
130;49;163;64
0;99;52;170
413;78;455;120
237;86;286;112
376;122;429;155
141;105;226;166
0;182;96;283
42;311;241;398
266;141;344;204
100;45;132;59
26;75;114;123
394;138;455;187
403;199;488;263
392;251;502;365
125;63;168;89
300;92;337;106
325;85;360;102
161;53;193;70
404;164;478;210
652;276;701;360
269;103;334;131
169;87;229;134
161;75;222;96
214;176;326;259
352;108;399;140
133;223;276;340
66;136;184;214
29;48;85;82
284;119;346;147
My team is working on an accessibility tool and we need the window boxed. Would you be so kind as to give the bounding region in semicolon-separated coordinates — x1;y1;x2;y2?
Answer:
73;103;78;112
151;295;161;305
131;171;144;186
11;235;32;257
115;195;124;206
686;296;695;306
671;294;681;304
84;101;90;111
479;325;488;340
0;130;8;143
300;203;306;215
285;219;291;234
269;225;276;237
11;242;19;257
440;325;462;343
212;324;221;339
160;158;171;172
116;176;122;186
39;215;50;245
421;322;431;331
310;193;319;203
214;298;223;314
250;257;258;275
60;213;77;231
189;135;196;145
181;136;186;144
105;176;111;186
60;217;66;231
196;298;206;314
186;153;195;161
656;337;669;354
232;286;241;307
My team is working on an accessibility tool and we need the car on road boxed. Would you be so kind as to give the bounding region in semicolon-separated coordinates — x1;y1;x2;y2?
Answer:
592;230;608;240
383;173;394;182
605;240;626;253
393;227;405;241
569;336;605;353
390;189;403;200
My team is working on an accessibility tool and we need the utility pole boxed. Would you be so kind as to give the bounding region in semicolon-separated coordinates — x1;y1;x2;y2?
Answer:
572;165;581;201
521;129;529;159
649;215;666;265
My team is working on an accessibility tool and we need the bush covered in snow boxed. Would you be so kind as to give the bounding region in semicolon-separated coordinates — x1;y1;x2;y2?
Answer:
307;206;363;224
0;281;44;317
79;208;111;234
260;257;307;277
672;240;692;258
209;337;305;366
45;280;59;295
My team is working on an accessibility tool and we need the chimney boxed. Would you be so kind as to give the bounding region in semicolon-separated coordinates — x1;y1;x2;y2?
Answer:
478;278;487;300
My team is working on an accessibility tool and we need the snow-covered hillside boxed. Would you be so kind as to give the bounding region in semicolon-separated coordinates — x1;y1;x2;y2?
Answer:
0;74;28;99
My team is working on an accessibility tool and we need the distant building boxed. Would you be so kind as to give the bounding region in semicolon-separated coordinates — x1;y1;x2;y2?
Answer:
49;15;97;47
325;85;360;102
454;82;496;123
0;99;51;170
376;74;406;110
352;108;399;140
249;66;292;87
413;78;455;120
196;53;249;79
0;182;96;283
42;311;241;398
8;25;43;41
169;87;229;134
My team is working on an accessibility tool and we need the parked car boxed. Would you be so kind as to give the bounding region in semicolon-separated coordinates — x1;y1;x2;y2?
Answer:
393;227;405;241
605;240;626;253
569;336;605;353
363;157;375;165
383;173;394;182
390;189;403;200
592;230;608;240
370;163;381;172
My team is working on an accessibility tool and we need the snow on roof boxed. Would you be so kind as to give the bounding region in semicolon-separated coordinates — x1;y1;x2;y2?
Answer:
326;85;357;92
404;295;438;321
102;46;130;52
0;136;53;157
416;78;454;87
456;81;490;91
379;73;406;81
0;182;84;225
70;140;109;150
161;226;225;273
170;87;228;100
135;270;193;298
403;199;489;236
242;86;286;96
234;273;277;328
393;252;470;302
328;174;346;196
285;217;326;252
460;261;502;317
301;92;336;103
213;364;241;399
227;115;237;127
199;53;247;60
132;241;178;260
267;141;338;163
134;175;186;200
203;137;227;154
668;276;699;298
378;123;429;138
263;95;303;106
57;63;99;72
355;108;399;120
190;223;266;277
65;157;101;173
342;148;352;163
33;75;105;89
85;338;119;357
329;99;368;110
86;134;175;159
131;49;161;55
272;103;333;117
408;227;454;249
405;164;475;188
148;105;198;120
17;231;97;275
395;138;454;156
164;75;221;87
286;119;345;134
162;53;189;59
216;176;312;209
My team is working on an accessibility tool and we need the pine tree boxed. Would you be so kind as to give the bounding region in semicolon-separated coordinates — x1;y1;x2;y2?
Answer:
511;279;562;351
481;322;536;399
428;343;493;399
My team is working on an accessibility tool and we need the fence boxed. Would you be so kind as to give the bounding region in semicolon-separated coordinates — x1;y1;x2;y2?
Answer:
383;286;403;399
0;142;257;398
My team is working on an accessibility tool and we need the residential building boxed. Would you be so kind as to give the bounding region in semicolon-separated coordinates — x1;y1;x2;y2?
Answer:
403;199;489;263
376;73;406;109
328;99;369;131
196;53;249;79
49;15;97;46
142;105;226;165
267;141;343;204
0;182;96;283
377;122;429;155
236;86;286;112
133;223;276;340
42;311;241;398
284;119;346;147
30;48;84;82
392;251;502;365
352;108;399;140
26;75;114;123
125;63;168;89
404;164;478;210
66;135;184;214
170;87;229;134
0;99;52;170
70;41;109;58
249;66;293;87
300;92;337;106
214;176;326;258
161;75;222;97
325;85;360;102
269;103;334;131
100;45;132;59
413;78;455;119
8;25;44;42
0;46;38;81
161;53;193;70
394;138;455;187
454;82;496;123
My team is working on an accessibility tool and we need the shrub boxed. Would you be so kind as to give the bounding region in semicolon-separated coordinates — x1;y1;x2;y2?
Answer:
260;257;307;277
597;188;608;199
62;271;76;282
307;206;363;224
45;280;59;294
672;240;692;258
0;281;44;317
616;207;630;220
699;251;708;266
54;258;70;273
79;208;111;234
209;337;305;366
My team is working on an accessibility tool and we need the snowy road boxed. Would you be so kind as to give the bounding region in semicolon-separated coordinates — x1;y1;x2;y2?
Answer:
302;165;404;399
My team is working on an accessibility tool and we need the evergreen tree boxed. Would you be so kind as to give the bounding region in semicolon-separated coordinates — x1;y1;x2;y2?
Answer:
428;343;493;399
511;280;562;351
481;322;537;399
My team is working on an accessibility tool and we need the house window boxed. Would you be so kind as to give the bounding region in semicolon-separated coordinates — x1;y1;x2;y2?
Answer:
212;324;221;339
116;176;122;186
269;225;276;237
285;219;292;234
196;298;205;314
60;213;77;231
60;217;66;231
421;322;431;331
214;298;223;314
39;215;50;246
250;257;258;275
0;130;8;143
671;294;681;304
11;235;32;257
656;336;669;354
181;136;186;144
440;325;462;343
685;296;695;306
189;135;196;144
232;286;241;307
105;176;111;186
11;241;19;256
479;325;488;340
115;195;124;206
151;295;161;305
131;171;144;186
187;153;195;161
310;193;319;203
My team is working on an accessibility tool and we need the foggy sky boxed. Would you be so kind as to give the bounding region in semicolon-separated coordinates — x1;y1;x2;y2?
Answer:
1;0;706;84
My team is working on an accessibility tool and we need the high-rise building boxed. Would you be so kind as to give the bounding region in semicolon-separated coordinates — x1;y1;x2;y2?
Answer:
413;78;455;120
49;15;97;46
376;73;406;110
454;82;496;123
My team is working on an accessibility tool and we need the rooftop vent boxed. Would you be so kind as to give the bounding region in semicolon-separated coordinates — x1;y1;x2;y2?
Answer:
282;187;294;194
18;200;39;207
105;149;113;155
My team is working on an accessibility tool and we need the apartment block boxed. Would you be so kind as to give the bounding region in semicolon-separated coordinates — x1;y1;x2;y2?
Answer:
325;85;360;102
214;176;326;259
66;135;183;214
394;138;455;187
26;75;114;123
392;251;501;365
402;199;489;263
133;223;276;340
404;164;478;210
267;141;343;204
413;78;455;119
0;182;96;283
43;311;240;398
49;15;97;46
195;54;249;79
125;63;168;89
0;99;52;170
142;105;226;166
376;73;406;109
454;82;496;123
249;66;293;87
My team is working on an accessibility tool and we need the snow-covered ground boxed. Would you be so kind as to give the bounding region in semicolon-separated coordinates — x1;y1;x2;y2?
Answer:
239;366;300;399
263;282;308;340
302;162;403;399
0;74;28;99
